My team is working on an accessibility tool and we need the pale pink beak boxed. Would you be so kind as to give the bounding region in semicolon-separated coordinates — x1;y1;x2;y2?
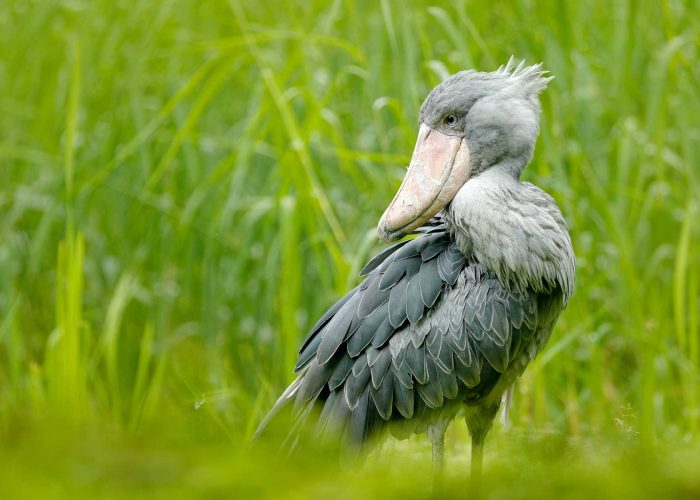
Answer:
377;124;471;242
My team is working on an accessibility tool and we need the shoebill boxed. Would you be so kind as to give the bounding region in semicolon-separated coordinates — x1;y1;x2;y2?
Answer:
256;60;575;481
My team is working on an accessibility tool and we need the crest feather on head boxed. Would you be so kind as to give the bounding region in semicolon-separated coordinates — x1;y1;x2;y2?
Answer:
496;56;554;95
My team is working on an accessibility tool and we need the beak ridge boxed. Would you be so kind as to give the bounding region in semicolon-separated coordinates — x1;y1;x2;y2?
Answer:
378;125;470;242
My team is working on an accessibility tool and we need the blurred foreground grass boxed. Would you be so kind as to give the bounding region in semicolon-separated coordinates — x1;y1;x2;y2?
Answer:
2;419;700;498
1;0;699;497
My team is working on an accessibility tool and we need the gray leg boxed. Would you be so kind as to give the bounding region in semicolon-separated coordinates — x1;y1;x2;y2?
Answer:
432;430;445;469
427;419;448;490
501;385;514;428
470;434;484;496
465;403;500;491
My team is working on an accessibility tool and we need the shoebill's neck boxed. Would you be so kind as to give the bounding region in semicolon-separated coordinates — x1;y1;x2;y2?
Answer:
446;165;575;302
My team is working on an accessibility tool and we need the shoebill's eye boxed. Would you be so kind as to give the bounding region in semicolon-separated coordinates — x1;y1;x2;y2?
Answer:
444;114;458;127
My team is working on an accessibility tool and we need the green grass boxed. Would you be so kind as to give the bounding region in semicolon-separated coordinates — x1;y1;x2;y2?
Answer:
1;0;699;497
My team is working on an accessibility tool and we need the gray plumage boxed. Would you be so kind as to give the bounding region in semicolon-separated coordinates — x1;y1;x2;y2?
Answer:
256;59;575;465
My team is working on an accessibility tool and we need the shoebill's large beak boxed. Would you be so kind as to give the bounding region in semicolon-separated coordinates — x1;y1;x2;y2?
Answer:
377;124;471;242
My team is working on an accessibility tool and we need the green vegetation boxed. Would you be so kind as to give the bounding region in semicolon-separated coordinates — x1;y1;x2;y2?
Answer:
1;0;698;497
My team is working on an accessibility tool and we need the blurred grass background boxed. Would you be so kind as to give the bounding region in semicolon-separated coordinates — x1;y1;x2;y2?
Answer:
1;0;699;497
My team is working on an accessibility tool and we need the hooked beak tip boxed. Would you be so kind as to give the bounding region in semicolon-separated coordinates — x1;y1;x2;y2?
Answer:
377;221;399;243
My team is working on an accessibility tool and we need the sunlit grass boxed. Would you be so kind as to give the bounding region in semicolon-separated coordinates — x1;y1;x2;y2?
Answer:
0;0;699;496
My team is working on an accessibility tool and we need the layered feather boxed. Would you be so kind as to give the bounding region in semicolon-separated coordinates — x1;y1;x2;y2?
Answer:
256;223;552;446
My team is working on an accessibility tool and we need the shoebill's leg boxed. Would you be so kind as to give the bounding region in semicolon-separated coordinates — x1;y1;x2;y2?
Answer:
465;403;500;493
501;385;514;428
427;418;449;488
428;427;445;469
470;434;484;480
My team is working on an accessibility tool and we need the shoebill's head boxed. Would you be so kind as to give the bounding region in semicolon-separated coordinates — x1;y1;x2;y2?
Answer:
378;59;553;242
